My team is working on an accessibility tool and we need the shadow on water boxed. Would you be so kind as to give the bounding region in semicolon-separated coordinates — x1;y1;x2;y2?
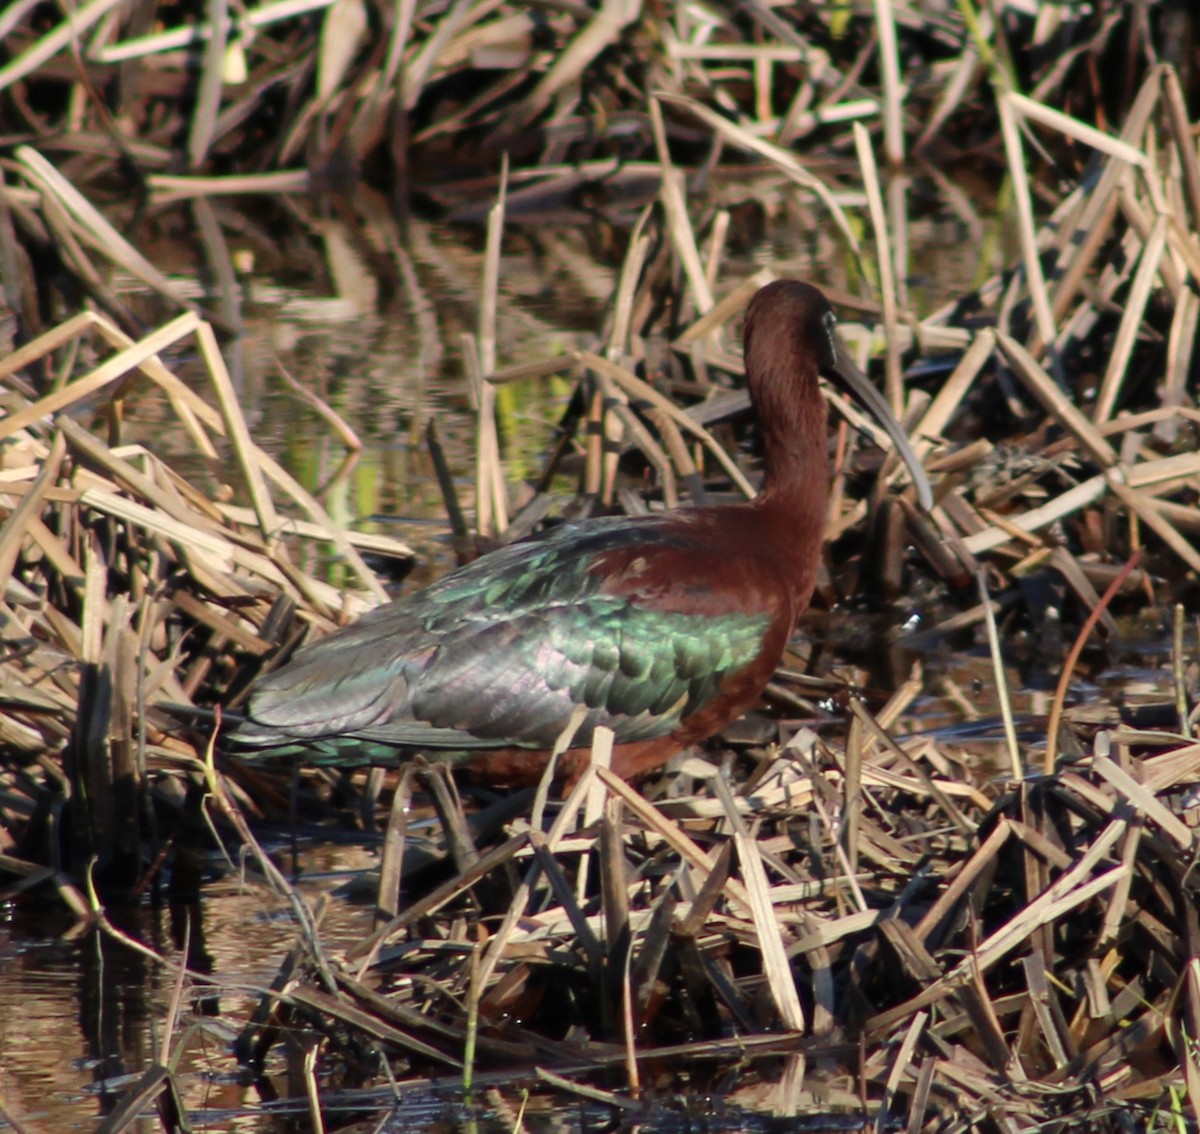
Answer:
1;176;1186;1131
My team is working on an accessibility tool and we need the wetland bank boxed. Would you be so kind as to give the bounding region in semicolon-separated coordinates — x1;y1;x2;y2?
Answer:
2;3;1200;1131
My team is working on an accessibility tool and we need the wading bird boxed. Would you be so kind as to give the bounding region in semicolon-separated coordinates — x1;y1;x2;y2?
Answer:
231;281;932;784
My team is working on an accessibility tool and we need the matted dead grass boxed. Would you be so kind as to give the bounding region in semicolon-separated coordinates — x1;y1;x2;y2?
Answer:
0;0;1147;200
0;38;1199;1134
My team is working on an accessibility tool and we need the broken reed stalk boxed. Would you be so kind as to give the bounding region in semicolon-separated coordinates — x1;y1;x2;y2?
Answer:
1173;604;1191;739
650;97;714;315
853;122;903;414
977;568;1022;782
462;940;481;1097
712;771;806;1032
996;90;1057;351
575;725;614;904
871;0;904;165
1093;213;1168;424
476;160;509;536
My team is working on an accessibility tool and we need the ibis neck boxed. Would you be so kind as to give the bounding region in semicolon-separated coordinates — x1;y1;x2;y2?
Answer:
739;394;830;621
755;387;830;513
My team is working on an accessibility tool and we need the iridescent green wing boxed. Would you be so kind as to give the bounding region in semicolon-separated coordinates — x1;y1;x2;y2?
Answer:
239;516;773;751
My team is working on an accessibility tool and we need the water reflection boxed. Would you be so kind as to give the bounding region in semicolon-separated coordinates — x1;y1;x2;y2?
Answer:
0;841;381;1131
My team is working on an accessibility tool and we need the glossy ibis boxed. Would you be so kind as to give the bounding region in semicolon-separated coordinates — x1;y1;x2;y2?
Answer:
231;281;933;784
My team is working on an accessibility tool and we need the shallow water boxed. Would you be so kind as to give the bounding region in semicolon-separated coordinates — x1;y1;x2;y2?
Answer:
2;178;1185;1131
0;842;377;1130
0;843;894;1131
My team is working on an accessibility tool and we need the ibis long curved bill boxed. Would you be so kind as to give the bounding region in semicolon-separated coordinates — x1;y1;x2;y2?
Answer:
826;338;934;512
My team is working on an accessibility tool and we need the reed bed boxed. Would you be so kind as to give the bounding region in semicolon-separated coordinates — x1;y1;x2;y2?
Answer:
0;0;1150;202
1;7;1200;1134
0;0;1181;343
